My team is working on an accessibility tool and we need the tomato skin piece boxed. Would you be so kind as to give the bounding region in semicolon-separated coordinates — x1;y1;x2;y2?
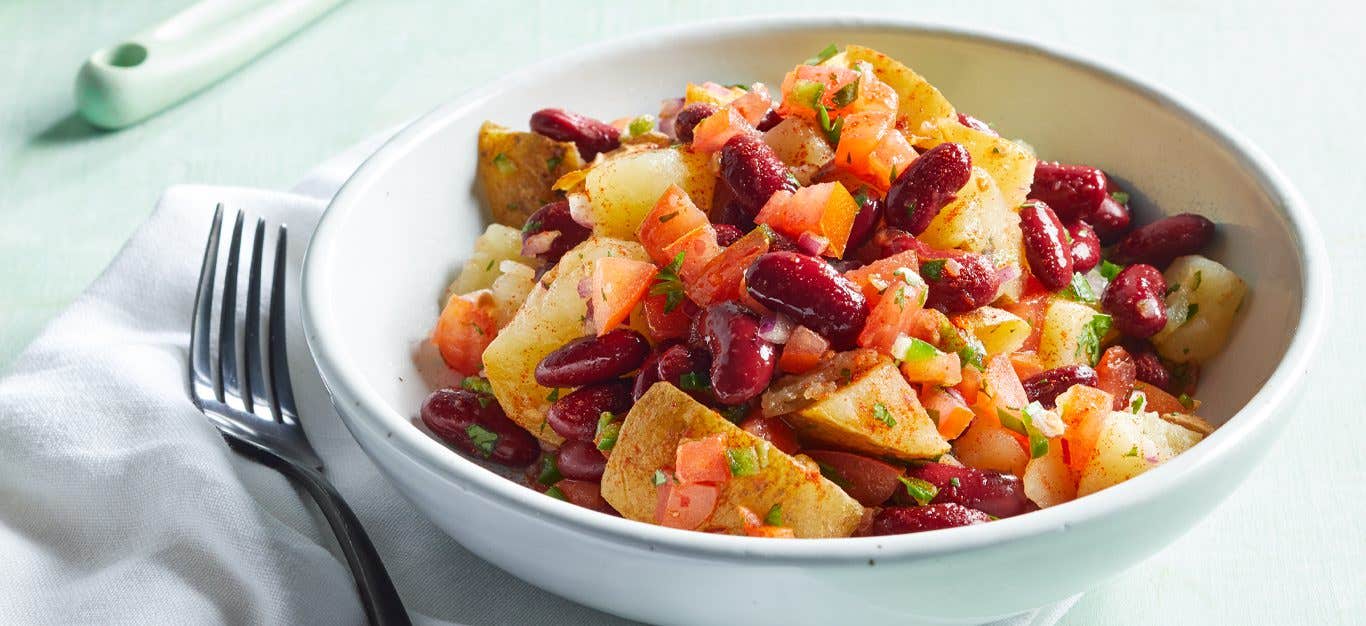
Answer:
921;385;975;440
432;294;497;376
754;182;861;258
739;415;801;455
686;227;772;307
586;257;656;335
675;434;731;484
641;292;693;341
777;325;830;374
804;450;904;506
655;479;721;530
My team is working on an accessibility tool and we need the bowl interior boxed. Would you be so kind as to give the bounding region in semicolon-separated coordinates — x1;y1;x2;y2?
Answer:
305;23;1306;488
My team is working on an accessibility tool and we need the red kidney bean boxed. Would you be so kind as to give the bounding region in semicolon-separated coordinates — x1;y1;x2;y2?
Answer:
755;108;783;132
699;303;777;404
672;103;719;144
713;223;744;248
1090;195;1132;244
713;199;756;231
904;463;1028;518
554;479;616;514
633;343;710;401
1020;201;1074;291
1066;220;1102;274
866;504;992;536
884;142;973;235
1123;340;1172;391
521;200;591;264
421;388;539;466
529;108;621;160
1095;346;1137;410
535;329;650;388
1102;264;1168;338
845;188;884;251
854;227;916;264
1027;162;1108;222
546;379;634;442
1111;213;1216;268
922;252;1002;314
556;439;607;481
739;415;800;455
744;252;868;349
719;133;798;215
957;113;997;136
1023;364;1099;408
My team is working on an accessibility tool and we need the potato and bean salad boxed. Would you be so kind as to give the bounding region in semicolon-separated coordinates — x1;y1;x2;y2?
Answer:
418;44;1244;538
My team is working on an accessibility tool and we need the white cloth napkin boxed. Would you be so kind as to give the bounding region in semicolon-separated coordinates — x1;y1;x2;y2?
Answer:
0;135;1077;626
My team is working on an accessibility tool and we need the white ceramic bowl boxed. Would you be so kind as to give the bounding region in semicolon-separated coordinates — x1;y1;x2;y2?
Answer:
301;17;1329;625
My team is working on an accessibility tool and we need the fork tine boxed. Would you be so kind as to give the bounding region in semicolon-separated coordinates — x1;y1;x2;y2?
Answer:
189;205;225;407
244;218;272;419
218;211;246;410
268;225;299;423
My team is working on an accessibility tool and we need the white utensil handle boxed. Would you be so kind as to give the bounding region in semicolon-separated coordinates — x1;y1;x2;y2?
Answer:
76;0;347;129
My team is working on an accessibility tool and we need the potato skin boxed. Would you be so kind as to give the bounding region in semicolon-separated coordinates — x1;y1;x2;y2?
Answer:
784;360;951;461
477;121;585;227
601;383;864;538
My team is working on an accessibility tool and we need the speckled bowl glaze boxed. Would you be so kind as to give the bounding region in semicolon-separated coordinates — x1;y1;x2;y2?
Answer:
301;17;1328;625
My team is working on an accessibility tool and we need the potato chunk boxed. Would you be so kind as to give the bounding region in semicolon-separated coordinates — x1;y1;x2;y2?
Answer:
1152;255;1247;364
477;122;585;227
483;237;647;443
585;147;716;239
1077;410;1205;497
918;167;1026;300
922;118;1037;212
1038;298;1108;369
601;384;863;538
841;45;957;139
951;306;1031;357
448;223;536;297
778;357;950;461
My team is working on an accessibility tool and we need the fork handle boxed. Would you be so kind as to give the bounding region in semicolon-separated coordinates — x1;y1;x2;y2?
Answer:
235;440;412;625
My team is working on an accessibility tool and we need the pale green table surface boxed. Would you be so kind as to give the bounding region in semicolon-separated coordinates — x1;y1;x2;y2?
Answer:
2;1;1361;624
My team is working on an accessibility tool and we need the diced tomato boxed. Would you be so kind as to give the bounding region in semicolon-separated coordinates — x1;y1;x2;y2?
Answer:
587;257;656;335
955;364;982;405
736;505;796;538
660;227;722;281
729;84;774;126
833;110;914;191
655;478;721;530
910;307;948;344
739;415;800;455
829;65;899;117
1056;385;1113;472
859;283;925;354
1001;293;1049;352
755;182;861;258
1009;351;1045;381
804;450;904;506
641;292;691;341
691;107;757;154
778;325;830;374
1134;382;1187;414
845;250;918;302
900;350;962;386
982;353;1028;410
686;227;772;306
776;65;861;120
675;434;731;484
921;386;975;440
431;294;497;376
638;185;717;271
685;81;746;107
555;479;615;514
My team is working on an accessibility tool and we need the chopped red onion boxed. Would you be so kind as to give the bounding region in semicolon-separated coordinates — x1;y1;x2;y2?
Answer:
567;192;594;229
521;230;559;257
796;231;829;256
657;97;686;140
758;312;795;344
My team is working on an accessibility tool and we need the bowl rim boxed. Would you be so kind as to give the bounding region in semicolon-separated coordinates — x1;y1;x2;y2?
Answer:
301;14;1330;564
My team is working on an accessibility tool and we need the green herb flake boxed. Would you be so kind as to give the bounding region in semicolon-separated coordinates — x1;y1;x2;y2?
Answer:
1181;303;1200;327
949;476;962;489
853;190;870;207
1178;393;1196;410
679;371;710;391
1099;260;1125;282
872;402;897;427
815;103;842;144
720;405;749;423
726;446;760;477
652;469;669;487
546;388;560;402
485;258;495;272
465;424;500;458
491;152;516;174
545;485;567;500
1123;445;1140;458
900;337;938;362
1075;313;1113;366
1131;394;1147;414
1063;272;1098;304
830;80;859;108
546;155;563;172
1190;270;1203;291
764;503;784;526
898;476;940;506
649;251;687;312
838;368;853;385
538;455;563;486
998;403;1050;459
595;412;621;451
817;462;850;489
461;376;494;399
805;43;840;65
628;115;656;137
958;337;987;370
1110;191;1130;205
658;210;680;223
920;259;947;281
521;219;542;235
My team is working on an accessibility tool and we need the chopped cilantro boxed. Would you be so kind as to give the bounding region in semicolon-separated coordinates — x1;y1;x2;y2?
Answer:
872;402;897;427
546;155;563;172
949;476;962;489
1110;191;1130;205
726;446;760;477
764;503;784;526
544;485;567;500
546;388;560;402
491;152;515;174
652;469;669;487
1062;272;1098;304
468;321;484;336
1178;393;1196;410
898;476;939;506
485;258;495;271
1099;259;1125;282
838;367;853;385
997;403;1050;459
1131;394;1147;414
595;412;621;451
816;102;843;144
920;259;947;281
462;376;493;395
521;219;542;235
658;210;680;223
720;404;749;423
679;371;710;391
804;43;839;65
1181;303;1200;327
830;80;859;108
1076;313;1113;365
1123;445;1140;458
537;455;563;485
853;189;871;207
649;252;687;312
817;462;850;489
1191;270;1203;291
628;115;656;137
465;424;499;458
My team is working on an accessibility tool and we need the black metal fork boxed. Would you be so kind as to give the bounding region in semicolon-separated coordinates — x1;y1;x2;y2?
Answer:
188;205;410;625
